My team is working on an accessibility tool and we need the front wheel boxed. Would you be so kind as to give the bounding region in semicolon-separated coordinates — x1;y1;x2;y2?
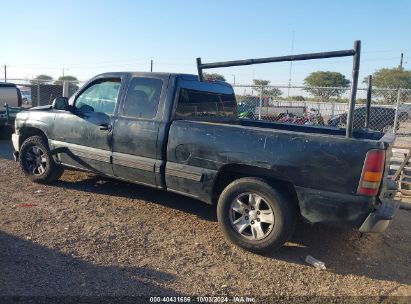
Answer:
217;177;297;253
19;135;64;183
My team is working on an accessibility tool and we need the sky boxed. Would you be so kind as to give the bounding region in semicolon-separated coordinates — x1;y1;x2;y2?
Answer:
1;0;410;86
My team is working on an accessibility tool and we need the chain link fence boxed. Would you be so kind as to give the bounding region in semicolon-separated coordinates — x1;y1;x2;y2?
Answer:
5;78;87;107
233;84;411;145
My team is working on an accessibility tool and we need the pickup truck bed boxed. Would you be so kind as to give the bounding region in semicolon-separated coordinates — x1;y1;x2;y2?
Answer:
166;119;395;229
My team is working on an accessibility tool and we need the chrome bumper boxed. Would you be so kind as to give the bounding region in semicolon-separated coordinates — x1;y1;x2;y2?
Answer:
12;133;19;151
11;133;20;161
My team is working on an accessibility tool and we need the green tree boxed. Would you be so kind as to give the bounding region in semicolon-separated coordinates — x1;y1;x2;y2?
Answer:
203;73;226;81
366;67;411;104
303;71;350;101
286;95;305;101
252;79;282;98
30;74;53;84
54;75;80;96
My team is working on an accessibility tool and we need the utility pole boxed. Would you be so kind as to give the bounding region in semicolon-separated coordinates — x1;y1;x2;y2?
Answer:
287;30;295;97
252;70;255;95
62;68;69;78
399;53;403;69
4;65;7;82
150;59;153;72
232;74;236;85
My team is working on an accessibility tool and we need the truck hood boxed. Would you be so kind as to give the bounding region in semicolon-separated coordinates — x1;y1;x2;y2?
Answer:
16;105;53;121
28;105;53;111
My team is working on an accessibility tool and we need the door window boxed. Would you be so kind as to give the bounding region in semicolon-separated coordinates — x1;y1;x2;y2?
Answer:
120;77;163;119
75;79;121;114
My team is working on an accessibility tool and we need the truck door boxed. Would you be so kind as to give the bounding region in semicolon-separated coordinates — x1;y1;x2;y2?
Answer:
51;77;122;176
111;76;166;187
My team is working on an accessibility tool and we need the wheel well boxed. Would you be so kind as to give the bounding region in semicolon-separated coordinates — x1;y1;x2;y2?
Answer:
19;127;47;147
212;164;299;207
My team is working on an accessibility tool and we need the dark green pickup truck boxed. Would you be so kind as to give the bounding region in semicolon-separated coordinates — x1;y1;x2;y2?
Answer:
10;42;402;253
11;71;399;253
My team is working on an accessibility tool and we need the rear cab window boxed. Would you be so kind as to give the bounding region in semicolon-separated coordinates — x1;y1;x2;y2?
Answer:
175;77;237;120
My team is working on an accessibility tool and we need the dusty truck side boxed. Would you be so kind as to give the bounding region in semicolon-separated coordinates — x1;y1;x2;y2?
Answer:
12;42;399;253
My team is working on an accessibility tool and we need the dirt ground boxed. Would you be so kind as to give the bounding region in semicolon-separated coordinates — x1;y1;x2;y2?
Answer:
0;139;410;299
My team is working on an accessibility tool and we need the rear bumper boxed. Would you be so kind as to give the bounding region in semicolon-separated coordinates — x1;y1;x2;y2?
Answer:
295;186;399;232
359;199;400;232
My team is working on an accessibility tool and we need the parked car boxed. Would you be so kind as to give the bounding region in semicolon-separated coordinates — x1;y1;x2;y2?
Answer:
0;83;24;138
0;83;22;107
328;106;407;132
0;105;25;139
21;90;32;104
399;103;411;118
237;96;258;119
11;72;398;253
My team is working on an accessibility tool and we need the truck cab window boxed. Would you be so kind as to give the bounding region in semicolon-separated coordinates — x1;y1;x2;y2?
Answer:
121;77;163;119
75;79;121;114
176;88;237;119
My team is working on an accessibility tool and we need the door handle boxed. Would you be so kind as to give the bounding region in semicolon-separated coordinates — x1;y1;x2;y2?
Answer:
99;123;112;131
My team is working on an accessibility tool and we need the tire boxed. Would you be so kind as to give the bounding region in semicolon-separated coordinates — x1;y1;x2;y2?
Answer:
19;135;64;183
217;177;297;254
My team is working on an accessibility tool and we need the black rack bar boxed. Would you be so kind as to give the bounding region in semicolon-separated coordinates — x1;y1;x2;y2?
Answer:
197;50;355;73
196;40;361;138
345;40;361;138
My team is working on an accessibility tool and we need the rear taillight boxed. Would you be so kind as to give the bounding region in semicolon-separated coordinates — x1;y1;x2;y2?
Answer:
358;149;385;196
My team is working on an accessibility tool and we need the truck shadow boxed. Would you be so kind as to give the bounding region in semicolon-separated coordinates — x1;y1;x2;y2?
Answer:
0;231;182;298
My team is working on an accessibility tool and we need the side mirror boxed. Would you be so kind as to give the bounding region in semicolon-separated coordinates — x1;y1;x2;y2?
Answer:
52;97;69;110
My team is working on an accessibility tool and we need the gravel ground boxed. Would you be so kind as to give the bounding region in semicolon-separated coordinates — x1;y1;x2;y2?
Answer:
0;139;410;299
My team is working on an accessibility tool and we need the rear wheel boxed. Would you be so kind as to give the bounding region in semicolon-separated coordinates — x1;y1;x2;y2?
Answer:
217;177;297;253
19;135;64;183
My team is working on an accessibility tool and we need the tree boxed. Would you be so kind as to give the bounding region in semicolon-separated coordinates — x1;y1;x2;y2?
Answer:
203;73;226;81
54;75;80;96
252;79;282;98
303;71;350;101
366;67;411;104
30;74;53;84
286;95;305;101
